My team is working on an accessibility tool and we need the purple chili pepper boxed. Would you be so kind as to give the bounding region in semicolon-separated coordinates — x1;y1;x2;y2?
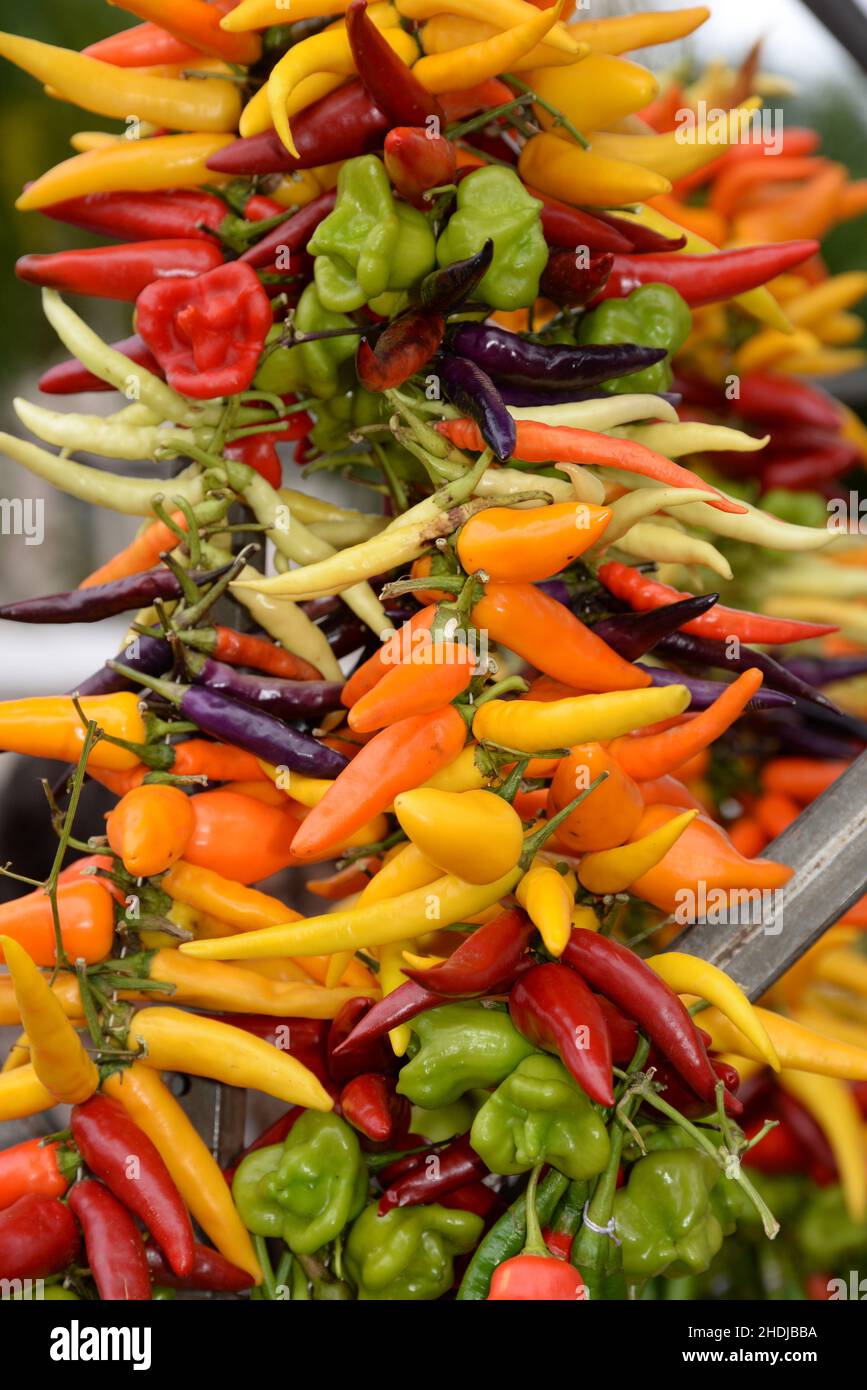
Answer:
0;565;231;624
437;354;516;462
783;654;867;688
449;322;667;388
420;241;494;314
72;635;172;697
189;655;344;721
638;665;795;711
757;715;862;761
593;594;719;662
654;630;838;712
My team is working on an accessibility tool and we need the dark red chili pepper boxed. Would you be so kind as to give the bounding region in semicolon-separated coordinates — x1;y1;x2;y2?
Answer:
464;128;520;166
38;334;162;394
145;1240;255;1292
244;194;285;223
329;983;445;1070
223;1108;305;1186
357;310;446;392
238;189;337;270
592;593;719;663
188;652;344;721
520;184;634;254
136;260;272;400
340;1073;411;1144
439;1181;505;1225
16;239;224;301
509;963;615;1108
594;241;820;308
208;82;388;177
645;1052;741;1119
378;1135;487;1213
71;1094;194;1278
449;322;667;388
735;372;842;431
437;353;516;463
742;1112;806;1174
0;1193;80;1281
68;1179;151;1301
0;563;230;625
419;240;494;313
401;908;535;998
591;208;687;253
562;930;741;1114
775;1089;837;1174
595;995;638;1065
384;127;457;207
180;624;322;681
39;190;228;242
540;251;613;309
347;0;444;129
762;443;861;492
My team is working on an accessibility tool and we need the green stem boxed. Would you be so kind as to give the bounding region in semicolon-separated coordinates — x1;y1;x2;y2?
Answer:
254;1235;277;1301
447;94;534;141
472;676;529;710
520;771;609;867
522;1163;550;1257
372;439;408;515
502;73;590;149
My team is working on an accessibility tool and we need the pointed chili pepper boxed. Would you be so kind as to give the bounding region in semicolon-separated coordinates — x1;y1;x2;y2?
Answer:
0;1137;79;1212
183;624;322;682
107;0;260;66
384;127;456;207
458;501;611;584
437;354;516;463
68;1179;151;1302
402;908;535;998
653;629;835;711
38;333;161;394
735;371;841;432
348;0;444;127
328;997;396;1085
592;593;719;663
378;1134;488;1214
448;322;666;389
0;1193;80;1282
0;562;230;625
16;239;224;301
209;84;388;177
595;241;820;308
83;21;201;67
347;633;475;733
609;668;765;781
590;207;687;252
340;1073;411;1145
509;963;615;1108
1;936;98;1104
419;241;494;313
357;309;446;392
342;606;437;708
145;1241;256;1292
187;654;344;723
525;186;633;253
540;251;613;309
40;189;229;242
330;984;445;1072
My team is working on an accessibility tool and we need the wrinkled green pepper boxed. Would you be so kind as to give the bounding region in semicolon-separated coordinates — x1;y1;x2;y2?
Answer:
577;283;692;395
470;1054;610;1180
308;155;436;312
232;1112;368;1255
436;166;547;311
613;1149;724;1280
345;1202;483;1300
254;284;357;400
397;1002;537;1109
796;1185;867;1270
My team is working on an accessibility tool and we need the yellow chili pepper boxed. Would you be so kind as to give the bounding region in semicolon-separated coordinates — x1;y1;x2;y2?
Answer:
378;940;414;1057
569;6;710;55
794;1008;867;1055
775;347;867;377
648;950;780;1071
178;867;521;962
814;312;865;346
1;1032;29;1073
422;744;491;794
588;102;762;182
420;16;578;70
786;271;867;328
0;1063;57;1122
518;132;671;209
413;4;567;97
614;521;732;581
70;131;125;153
17;133;233;212
131;1007;333;1110
516;859;575;957
472;685;691;754
733;328;819;375
527;53;659;133
136;950;374;1016
222;0;352;30
610;424;769;462
813;947;867;1001
579;810;698;897
393;788;525;885
268;168;329;209
398;0;581;55
572;905;600;932
0;936;98;1104
699;1003;867;1080
105;1062;262;1282
0;693;145;771
163;860;301;934
778;1069;867;1222
0;30;241;132
0;971;81;1027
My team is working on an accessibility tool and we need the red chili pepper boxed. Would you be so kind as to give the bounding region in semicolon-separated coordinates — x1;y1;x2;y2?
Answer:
16;239;224;302
520;184;634;254
38;334;163;395
378;1135;487;1213
145;1241;256;1292
488;1252;587;1301
401;908;535;998
244;194;285;223
384;128;457;207
762;443;861;493
223;1108;305;1186
208;83;388;177
0;1193;80;1282
735;371;842;431
742;1112;807;1174
347;0;444;129
543;1228;574;1260
327;997;397;1083
225;434;282;488
562;929;741;1114
595;995;638;1065
71;1093;194;1277
774;1089;837;1175
39;190;228;243
509;963;615;1108
540;251;614;309
330;982;445;1070
647;1052;741;1119
0;1137;80;1211
340;1073;411;1144
598;561;837;646
594;240;820;308
357;310;446;392
308;859;381;900
82;22;202;67
238;189;337;270
68;1180;152;1301
204;624;321;682
439;1181;505;1225
136;260;272;399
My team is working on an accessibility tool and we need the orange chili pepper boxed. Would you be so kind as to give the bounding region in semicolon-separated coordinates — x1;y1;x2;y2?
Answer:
609;669;763;782
106;0;260;66
638;774;703;812
291;706;467;861
753;791;800;840
547;743;644;853
0;881;115;967
0;1136;77;1210
80;509;188;589
57;854;125;904
734;164;847;244
761;757;851;804
308;859;382;900
348;633;475;733
88;740;271;797
709;156;829;220
439;78;514;124
342;606;437;708
409;557;456;605
727;816;770;859
0;693;145;770
182;788;303;885
456;502;611;583
472;582;650;694
106;784;195;878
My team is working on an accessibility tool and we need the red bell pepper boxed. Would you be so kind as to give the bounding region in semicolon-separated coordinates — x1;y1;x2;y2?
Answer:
509;963;615;1108
16;239;224;302
136;260;272;399
145;1241;256;1292
347;0;444;129
38;334;163;394
0;1193;80;1282
401;907;535;998
378;1135;488;1213
40;190;228;243
384;128;457;207
207;82;389;177
67;1180;152;1301
594;240;820;307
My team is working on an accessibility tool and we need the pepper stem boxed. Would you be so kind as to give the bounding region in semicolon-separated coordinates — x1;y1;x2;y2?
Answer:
502;74;590;149
522;1163;551;1258
106;662;185;709
519;771;609;868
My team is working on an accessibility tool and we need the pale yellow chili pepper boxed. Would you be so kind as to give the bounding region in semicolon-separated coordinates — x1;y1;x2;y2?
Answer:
579;811;698;898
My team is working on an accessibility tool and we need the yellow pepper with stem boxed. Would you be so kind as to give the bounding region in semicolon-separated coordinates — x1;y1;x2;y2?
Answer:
527;53;659;134
579;810;699;897
397;0;582;55
648;952;780;1071
699;1003;867;1080
105;1062;262;1283
17;133;234;212
778;1069;867;1222
0;1063;57;1122
422;745;491;794
0;936;98;1104
472;685;691;755
393;789;525;885
413;4;568;97
516;858;575;957
518;132;672;209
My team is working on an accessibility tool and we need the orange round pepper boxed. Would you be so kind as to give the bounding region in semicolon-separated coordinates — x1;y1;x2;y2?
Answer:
457;502;611;583
0;881;115;967
182;788;303;885
106;784;195;878
547;743;644;853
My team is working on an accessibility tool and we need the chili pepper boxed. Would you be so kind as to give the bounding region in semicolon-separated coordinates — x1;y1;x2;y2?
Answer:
233;1112;367;1253
780;1071;866;1221
597;241;820;309
547;744;643;854
519;131;670;209
471;1053;610;1180
41;189;231;244
16;239;224;302
107;0;260;66
598;562;836;646
509;963;614;1108
593;593;717;664
347;637;474;734
110;663;348;779
18;133;235;213
172;782;298;885
343;608;437;708
0;562;229;625
145;1241;254;1293
0;1062;58;1123
39;334;161;394
459;501;612;584
348;0;443;127
67;1179;151;1302
735;371;842;431
435;354;514;462
527;188;634;254
613;1150;723;1281
540;250;613;309
328;997;394;1084
184;624;321;682
162;860;299;938
212;86;387;181
331;983;444;1071
578;809;698;896
84;20;201;66
106;784;194;878
0;1138;79;1211
402;908;535;999
515;859;576;957
392;789;524;885
346;1200;483;1300
419;243;493;317
577;282;691;397
71;1093;194;1277
0;1193;80;1282
473;684;690;755
654;631;835;713
762;757;850;802
0;881;113;968
397;1002;537;1109
701;1005;867;1083
1;936;97;1104
357;309;446;393
378;1134;487;1213
417;1;567;93
341;1074;409;1145
458;1166;568;1299
384;127;456;208
188;655;343;724
609;669;764;782
647;953;780;1072
436;165;547;311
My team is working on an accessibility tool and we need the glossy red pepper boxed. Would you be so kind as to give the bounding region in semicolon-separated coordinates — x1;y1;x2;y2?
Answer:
68;1180;152;1301
0;1137;79;1211
225;434;282;488
40;190;228;242
594;240;820;307
340;1073;411;1144
488;1251;587;1300
401;908;535;998
520;184;634;253
17;239;224;301
38;334;163;394
208;83;388;177
71;1093;194;1277
357;310;446;392
0;1193;80;1281
439;1181;505;1225
238;190;337;270
136;260;273;399
736;372;842;431
183;623;321;681
591;209;687;252
378;1135;488;1213
540;251;613;309
510;963;615;1108
327;997;397;1083
347;0;444;129
384;128;457;206
145;1241;256;1292
646;1053;741;1119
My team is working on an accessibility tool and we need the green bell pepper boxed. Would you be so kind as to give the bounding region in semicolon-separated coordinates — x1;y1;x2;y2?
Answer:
436;166;547;311
396;1002;537;1109
345;1201;483;1300
577;282;692;395
796;1185;867;1269
613;1149;724;1280
231;1112;368;1255
308;154;436;313
470;1054;610;1180
253;284;357;400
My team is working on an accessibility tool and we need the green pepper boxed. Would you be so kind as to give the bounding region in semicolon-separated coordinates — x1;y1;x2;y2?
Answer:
232;1113;368;1255
577;283;692;395
396;1002;537;1109
470;1054;610;1180
436;166;547;312
345;1201;483;1300
254;284;357;400
796;1184;867;1269
308;154;436;313
613;1149;724;1280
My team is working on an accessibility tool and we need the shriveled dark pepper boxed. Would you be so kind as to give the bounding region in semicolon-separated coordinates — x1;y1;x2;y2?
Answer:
540;251;614;309
378;1135;488;1213
357;309;446;392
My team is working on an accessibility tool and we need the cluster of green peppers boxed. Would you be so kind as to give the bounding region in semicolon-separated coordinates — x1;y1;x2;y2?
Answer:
577;282;693;396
